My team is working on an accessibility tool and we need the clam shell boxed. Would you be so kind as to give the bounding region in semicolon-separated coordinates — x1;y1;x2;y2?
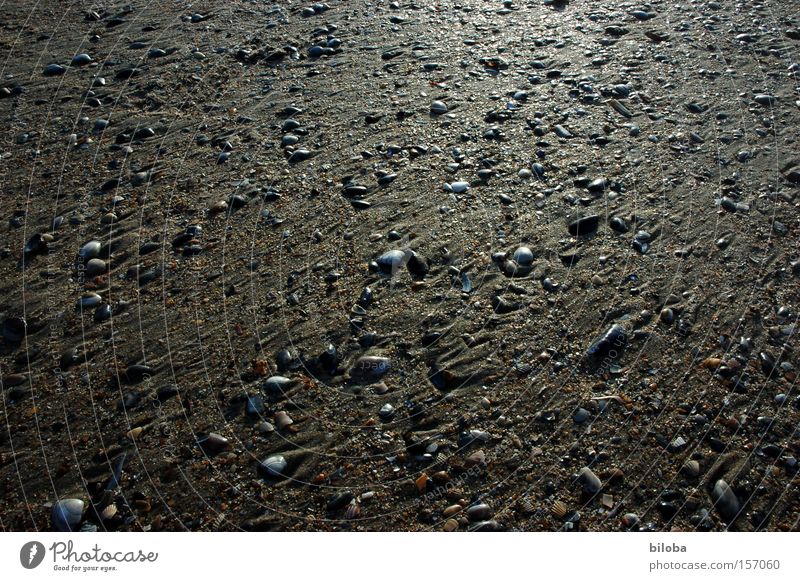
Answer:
551;500;567;518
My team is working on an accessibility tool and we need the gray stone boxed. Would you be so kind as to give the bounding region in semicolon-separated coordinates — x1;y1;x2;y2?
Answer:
52;499;84;531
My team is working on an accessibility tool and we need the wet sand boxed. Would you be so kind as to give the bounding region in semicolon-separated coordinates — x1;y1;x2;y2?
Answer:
0;0;799;531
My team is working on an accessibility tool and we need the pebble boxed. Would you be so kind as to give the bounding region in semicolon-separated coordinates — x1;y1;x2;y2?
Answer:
93;304;112;322
446;181;470;193
568;214;599;236
587;178;608;193
43;63;66;76
79;240;102;260
586;324;627;360
711;479;740;523
78;293;102;309
573;408;590;424
262;375;293;397
754;94;776;106
288;149;312;164
351;356;391;379
609;216;629;233
52;499;84;531
379;403;396;420
621;513;639;528
512;246;533;266
2;317;26;342
71;53;93;66
443;505;463;517
85;258;107;277
430;100;448;115
466;503;493;521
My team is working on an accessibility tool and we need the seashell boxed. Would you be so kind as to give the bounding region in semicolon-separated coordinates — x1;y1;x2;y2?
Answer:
586;324;628;360
126;427;143;440
198;432;229;455
701;357;723;369
100;504;117;521
621;513;640;528
551;500;568;518
258;455;287;478
345;501;360;520
134;499;151;512
274;411;294;429
370;382;389;395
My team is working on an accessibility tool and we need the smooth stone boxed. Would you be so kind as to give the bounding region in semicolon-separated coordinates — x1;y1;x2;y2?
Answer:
52;499;84;531
573;408;590;423
246;395;265;415
568;215;599;236
586;324;627;360
622;513;640;528
378;403;395;420
609;216;629;233
430;100;448;114
93;304;112;322
351;356;391;379
554;124;573;138
259;455;288;478
2;317;27;342
43;63;66;76
512;246;533;266
85;258;106;276
262;376;293;396
287;149;312;163
282;119;301;131
587;178;607;193
447;181;470;193
71;53;93;66
79;240;102;259
78;293;102;308
443;505;463;517
754;94;776;106
124;364;154;383
711;479;740;523
466;503;493;521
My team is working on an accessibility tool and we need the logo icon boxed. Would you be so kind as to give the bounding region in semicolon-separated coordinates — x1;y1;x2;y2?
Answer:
20;541;46;569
